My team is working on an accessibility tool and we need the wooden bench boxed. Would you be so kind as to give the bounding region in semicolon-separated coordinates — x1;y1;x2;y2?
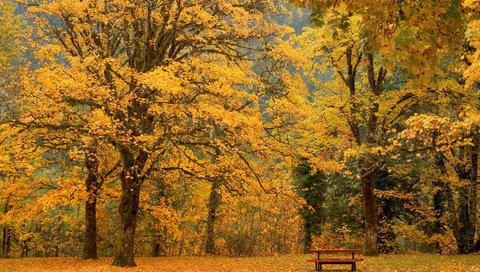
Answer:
308;249;363;271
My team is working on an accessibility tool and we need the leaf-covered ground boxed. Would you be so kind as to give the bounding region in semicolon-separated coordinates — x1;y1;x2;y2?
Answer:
1;254;480;272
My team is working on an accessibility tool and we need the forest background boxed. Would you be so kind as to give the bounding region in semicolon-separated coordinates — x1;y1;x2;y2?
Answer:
1;0;480;268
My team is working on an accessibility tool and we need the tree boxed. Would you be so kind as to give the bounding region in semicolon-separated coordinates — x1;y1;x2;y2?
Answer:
23;0;286;266
0;0;27;259
290;0;465;256
294;9;393;256
292;160;328;252
205;176;222;254
389;1;480;253
400;113;480;253
0;0;26;122
0;0;24;80
82;144;120;259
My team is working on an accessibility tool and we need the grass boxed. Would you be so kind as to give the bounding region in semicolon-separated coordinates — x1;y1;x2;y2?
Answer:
0;253;479;271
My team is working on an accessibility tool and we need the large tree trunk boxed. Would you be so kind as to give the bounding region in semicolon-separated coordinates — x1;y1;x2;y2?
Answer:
362;170;378;256
336;47;382;256
205;180;221;254
457;180;476;254
448;135;478;254
456;132;478;254
360;53;384;256
82;152;99;259
112;150;142;267
438;143;478;254
112;175;140;266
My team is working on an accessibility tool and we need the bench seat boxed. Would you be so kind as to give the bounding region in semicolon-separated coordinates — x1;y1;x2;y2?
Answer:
307;258;363;271
307;258;364;263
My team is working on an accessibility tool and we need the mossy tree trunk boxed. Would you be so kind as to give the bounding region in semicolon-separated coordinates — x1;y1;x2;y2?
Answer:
112;149;145;267
83;150;100;260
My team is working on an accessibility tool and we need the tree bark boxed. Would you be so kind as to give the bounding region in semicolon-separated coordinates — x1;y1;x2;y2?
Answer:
82;151;99;259
151;241;161;257
20;241;28;257
437;141;478;254
432;181;446;251
432;154;446;252
468;130;478;252
151;228;168;257
2;198;11;258
1;226;9;258
112;175;140;266
474;239;480;252
456;130;478;254
303;221;312;254
151;183;168;257
435;154;464;252
447;133;478;255
112;149;142;267
362;170;378;256
360;52;384;256
457;176;475;254
335;49;383;256
205;180;221;254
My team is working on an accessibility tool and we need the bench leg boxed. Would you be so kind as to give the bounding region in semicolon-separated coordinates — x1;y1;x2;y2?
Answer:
319;263;322;271
352;262;356;271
